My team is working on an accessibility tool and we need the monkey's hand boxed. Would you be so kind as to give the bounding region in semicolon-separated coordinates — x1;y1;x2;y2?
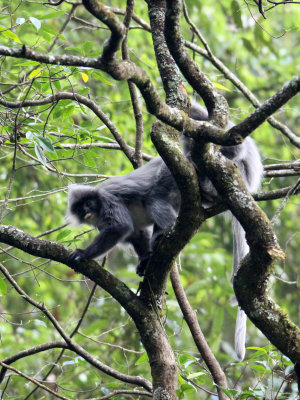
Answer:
68;249;88;263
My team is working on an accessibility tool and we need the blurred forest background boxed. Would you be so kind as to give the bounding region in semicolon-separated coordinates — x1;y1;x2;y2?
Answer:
0;0;299;399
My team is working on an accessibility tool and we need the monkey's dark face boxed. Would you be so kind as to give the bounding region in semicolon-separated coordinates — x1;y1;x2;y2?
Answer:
71;194;100;225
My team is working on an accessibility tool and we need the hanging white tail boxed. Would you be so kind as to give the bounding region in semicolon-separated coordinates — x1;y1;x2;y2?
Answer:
232;216;250;361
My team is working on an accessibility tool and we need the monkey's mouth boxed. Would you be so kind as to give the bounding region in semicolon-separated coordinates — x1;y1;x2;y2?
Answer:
84;213;93;220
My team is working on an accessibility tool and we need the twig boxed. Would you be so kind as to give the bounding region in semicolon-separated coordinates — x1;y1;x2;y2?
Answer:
170;264;230;400
0;361;70;400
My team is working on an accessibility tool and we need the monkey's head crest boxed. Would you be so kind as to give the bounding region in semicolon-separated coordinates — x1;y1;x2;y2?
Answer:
66;184;98;226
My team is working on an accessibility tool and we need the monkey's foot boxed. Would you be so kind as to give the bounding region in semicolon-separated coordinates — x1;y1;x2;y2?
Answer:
136;252;152;276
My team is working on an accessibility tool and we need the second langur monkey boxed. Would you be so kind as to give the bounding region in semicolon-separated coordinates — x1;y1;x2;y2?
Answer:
67;102;263;360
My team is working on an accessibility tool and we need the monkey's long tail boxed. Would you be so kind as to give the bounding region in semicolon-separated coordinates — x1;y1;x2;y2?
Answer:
235;307;247;361
232;216;249;361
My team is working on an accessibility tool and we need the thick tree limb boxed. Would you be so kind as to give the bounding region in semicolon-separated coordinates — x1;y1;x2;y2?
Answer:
82;0;126;60
147;0;187;108
0;225;144;320
165;0;228;128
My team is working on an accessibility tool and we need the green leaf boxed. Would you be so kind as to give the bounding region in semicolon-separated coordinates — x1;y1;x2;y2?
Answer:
135;353;148;365
53;80;61;91
187;372;206;379
38;11;66;20
250;364;270;373
16;61;40;67
231;0;243;28
53;105;76;119
179;354;197;364
83;153;97;168
83;41;94;54
57;33;67;42
29;68;42;79
0;276;7;295
1;29;22;44
247;346;268;357
180;384;194;392
91;71;114;86
239;390;261;399
215;385;238;397
178;375;185;386
34;144;47;166
57;229;72;241
36;135;55;153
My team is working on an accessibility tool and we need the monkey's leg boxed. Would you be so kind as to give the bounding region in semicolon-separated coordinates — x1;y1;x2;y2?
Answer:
125;229;152;276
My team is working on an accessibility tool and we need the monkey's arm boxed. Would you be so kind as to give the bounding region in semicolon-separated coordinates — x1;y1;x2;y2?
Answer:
69;225;132;263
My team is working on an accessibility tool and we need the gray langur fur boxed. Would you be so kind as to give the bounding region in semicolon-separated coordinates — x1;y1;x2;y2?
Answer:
67;102;263;361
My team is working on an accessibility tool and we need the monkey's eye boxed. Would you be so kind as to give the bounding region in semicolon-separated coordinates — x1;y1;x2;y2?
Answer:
85;200;92;208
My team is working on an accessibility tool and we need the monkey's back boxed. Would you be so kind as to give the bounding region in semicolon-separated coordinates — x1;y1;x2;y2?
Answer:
99;157;169;199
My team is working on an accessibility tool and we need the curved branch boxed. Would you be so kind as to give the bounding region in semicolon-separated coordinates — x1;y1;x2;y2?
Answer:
0;361;70;400
203;182;300;219
165;0;228;128
82;0;126;59
0;45;102;68
0;341;68;383
264;161;300;170
0;225;144;321
228;75;300;141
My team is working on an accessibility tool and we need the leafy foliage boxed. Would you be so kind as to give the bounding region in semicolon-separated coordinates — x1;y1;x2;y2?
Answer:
0;0;299;399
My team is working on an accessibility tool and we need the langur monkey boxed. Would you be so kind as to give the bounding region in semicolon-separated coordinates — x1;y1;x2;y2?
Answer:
67;102;263;360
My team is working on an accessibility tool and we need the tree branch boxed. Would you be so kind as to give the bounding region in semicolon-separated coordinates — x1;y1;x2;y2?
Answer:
82;0;126;60
165;0;228;128
0;225;144;320
0;361;70;400
170;264;230;400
